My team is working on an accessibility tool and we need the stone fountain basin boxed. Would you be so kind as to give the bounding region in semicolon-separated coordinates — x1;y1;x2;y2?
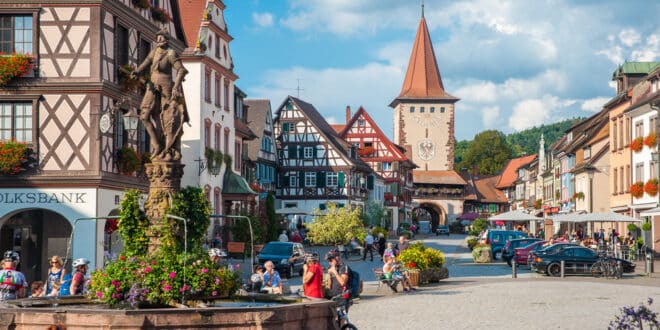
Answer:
0;295;336;329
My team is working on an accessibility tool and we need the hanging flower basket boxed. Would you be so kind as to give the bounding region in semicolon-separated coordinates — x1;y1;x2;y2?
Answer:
118;147;140;175
630;181;644;199
644;178;658;196
357;146;375;156
131;0;151;9
117;64;146;92
0;139;28;174
630;137;644;152
104;219;119;234
644;133;657;148
151;7;171;23
0;53;32;86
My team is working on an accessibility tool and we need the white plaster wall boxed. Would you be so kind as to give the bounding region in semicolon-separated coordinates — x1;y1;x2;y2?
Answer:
631;108;658;206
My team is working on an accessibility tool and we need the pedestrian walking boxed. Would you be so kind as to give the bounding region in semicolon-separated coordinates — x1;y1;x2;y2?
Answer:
363;231;374;261
0;251;27;301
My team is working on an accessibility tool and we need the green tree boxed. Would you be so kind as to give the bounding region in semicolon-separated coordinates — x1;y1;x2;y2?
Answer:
231;213;263;254
363;200;387;227
307;203;364;245
264;192;279;242
458;130;512;175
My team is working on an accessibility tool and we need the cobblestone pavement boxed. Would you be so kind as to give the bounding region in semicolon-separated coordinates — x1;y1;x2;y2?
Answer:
347;233;660;330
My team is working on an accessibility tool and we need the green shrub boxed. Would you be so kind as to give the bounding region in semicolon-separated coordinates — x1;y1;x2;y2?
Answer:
397;241;445;270
627;223;639;233
472;218;489;233
400;230;413;239
448;221;464;233
371;226;388;240
466;237;478;250
472;243;491;260
642;221;652;231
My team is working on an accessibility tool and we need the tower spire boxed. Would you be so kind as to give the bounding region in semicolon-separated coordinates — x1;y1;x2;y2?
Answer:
421;0;424;18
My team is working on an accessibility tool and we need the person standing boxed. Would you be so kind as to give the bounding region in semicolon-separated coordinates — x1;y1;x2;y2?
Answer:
363;231;374;261
325;250;349;298
377;233;386;260
70;258;89;295
278;230;289;242
302;253;323;299
0;253;27;301
45;255;67;297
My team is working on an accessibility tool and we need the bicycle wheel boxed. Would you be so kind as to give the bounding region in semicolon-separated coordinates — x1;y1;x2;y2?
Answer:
590;261;604;278
341;323;358;330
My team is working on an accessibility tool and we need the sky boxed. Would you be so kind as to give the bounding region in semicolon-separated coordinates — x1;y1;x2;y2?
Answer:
223;0;659;141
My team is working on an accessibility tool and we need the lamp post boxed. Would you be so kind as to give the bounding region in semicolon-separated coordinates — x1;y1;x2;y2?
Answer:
210;214;254;267
66;216;121;266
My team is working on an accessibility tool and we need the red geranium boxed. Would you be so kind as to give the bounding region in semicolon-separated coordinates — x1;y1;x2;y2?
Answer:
644;133;657;148
406;262;417;269
0;53;32;86
631;181;644;198
645;178;658;196
0;139;28;174
630;137;644;152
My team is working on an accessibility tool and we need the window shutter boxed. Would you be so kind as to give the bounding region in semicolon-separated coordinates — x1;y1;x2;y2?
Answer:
393;162;399;171
377;162;383;171
317;171;326;187
298;147;304;159
392;184;398;195
280;174;288;187
289;145;297;158
338;171;345;187
319;203;326;211
282;122;289;132
367;174;374;190
299;171;304;186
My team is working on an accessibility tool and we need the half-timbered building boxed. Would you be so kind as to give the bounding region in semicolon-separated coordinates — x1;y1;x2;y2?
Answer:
0;0;185;280
245;99;278;196
338;106;416;231
273;96;373;219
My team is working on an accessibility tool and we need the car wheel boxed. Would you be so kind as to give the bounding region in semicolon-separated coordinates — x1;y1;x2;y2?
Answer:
547;263;561;277
493;251;501;260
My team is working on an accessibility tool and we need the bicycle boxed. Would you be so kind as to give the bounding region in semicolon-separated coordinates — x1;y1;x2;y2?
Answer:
331;291;358;330
591;254;622;279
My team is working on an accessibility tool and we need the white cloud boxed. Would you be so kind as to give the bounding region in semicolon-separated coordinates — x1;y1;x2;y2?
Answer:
631;34;660;61
326;116;339;124
581;97;610;112
618;28;641;47
507;95;570;131
481;106;500;128
252;12;274;28
454;81;497;103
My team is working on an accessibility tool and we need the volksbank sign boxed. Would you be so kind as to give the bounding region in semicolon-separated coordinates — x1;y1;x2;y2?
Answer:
0;192;87;204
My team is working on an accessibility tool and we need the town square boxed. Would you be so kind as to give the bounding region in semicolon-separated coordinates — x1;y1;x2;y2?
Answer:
0;0;659;329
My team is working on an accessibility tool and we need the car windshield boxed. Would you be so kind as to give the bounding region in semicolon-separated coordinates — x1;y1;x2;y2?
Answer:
261;244;291;255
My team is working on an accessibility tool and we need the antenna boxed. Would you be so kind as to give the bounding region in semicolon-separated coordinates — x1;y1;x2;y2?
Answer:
295;78;304;98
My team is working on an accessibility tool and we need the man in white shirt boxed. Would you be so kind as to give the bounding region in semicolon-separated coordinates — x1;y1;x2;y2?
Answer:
363;231;374;261
278;230;289;242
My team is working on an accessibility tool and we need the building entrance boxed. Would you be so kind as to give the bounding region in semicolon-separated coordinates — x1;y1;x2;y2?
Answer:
0;209;72;283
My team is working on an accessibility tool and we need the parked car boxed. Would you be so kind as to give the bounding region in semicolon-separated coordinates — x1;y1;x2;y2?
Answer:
435;225;450;236
513;240;547;266
478;230;528;260
532;246;635;276
528;243;579;272
256;242;305;278
502;238;542;266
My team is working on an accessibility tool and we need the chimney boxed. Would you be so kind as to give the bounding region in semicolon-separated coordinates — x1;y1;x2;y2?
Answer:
345;106;351;123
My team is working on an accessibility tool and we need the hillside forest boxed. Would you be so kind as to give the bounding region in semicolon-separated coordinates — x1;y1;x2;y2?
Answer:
454;118;583;175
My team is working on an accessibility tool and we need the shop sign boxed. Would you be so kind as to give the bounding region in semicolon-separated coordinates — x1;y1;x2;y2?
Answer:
0;192;87;204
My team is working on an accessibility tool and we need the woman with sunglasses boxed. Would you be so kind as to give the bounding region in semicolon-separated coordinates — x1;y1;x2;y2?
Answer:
45;256;66;297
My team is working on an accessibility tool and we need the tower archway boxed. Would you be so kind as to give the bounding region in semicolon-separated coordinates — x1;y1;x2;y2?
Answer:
0;209;72;283
413;202;446;232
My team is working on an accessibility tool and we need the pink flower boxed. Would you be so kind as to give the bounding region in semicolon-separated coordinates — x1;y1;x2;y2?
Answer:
235;264;240;270
212;291;218;296
179;285;190;293
169;272;176;279
96;291;103;298
201;268;208;273
163;285;171;291
116;287;121;292
151;260;157;265
214;277;220;285
145;266;151;273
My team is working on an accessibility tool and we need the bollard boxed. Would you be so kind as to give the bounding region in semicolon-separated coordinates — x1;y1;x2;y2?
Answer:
560;260;565;278
512;259;517;278
646;252;654;276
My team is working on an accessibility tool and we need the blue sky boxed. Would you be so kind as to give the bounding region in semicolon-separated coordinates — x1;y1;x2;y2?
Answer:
223;0;659;141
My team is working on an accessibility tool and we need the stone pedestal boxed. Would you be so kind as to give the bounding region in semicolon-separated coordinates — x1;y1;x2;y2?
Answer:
144;161;185;254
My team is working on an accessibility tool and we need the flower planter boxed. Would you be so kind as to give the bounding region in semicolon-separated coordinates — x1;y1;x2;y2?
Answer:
631;181;644;199
407;269;419;287
419;267;448;284
0;54;32;86
630;137;644;152
644;179;658;196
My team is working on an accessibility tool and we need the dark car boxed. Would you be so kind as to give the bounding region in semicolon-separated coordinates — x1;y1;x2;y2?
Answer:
256;242;305;278
435;225;450;236
502;238;542;266
528;242;579;271
479;230;528;260
533;246;635;276
513;240;547;266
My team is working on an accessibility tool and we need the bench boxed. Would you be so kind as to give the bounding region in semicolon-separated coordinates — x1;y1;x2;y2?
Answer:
373;268;399;293
227;242;246;261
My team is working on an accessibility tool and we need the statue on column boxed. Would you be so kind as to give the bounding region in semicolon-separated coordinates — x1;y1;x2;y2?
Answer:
132;29;189;161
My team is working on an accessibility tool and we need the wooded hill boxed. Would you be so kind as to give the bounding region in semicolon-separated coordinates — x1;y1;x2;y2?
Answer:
454;118;584;175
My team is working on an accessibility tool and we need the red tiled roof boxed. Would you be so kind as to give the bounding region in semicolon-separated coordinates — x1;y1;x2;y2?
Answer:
331;124;344;134
177;0;207;48
475;175;508;203
413;170;466;185
495;154;537;188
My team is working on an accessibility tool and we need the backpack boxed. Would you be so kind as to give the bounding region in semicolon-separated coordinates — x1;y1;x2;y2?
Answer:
345;266;362;299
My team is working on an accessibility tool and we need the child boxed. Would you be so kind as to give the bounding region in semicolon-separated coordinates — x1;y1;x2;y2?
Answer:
30;281;45;297
48;281;61;297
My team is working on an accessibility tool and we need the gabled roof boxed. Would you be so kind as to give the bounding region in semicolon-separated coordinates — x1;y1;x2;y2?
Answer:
496;154;537;189
559;109;609;154
413;170;466;185
339;106;409;162
390;16;458;107
177;0;206;48
474;175;508;203
245;99;272;160
234;118;257;140
274;96;372;172
331;124;345;134
612;62;660;79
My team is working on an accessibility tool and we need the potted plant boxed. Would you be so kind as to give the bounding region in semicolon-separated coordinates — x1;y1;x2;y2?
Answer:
0;53;32;86
131;0;150;9
397;242;447;284
0;139;28;174
644;133;657;148
117;64;145;92
472;243;492;263
644;178;658;196
118;147;140;175
630;181;644;198
630;137;644;152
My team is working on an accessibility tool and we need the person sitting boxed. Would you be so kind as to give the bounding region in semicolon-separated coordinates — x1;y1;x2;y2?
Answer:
290;230;303;243
70;258;89;295
382;255;415;293
48;281;61;297
248;265;264;292
261;261;283;294
383;242;397;259
30;281;45;298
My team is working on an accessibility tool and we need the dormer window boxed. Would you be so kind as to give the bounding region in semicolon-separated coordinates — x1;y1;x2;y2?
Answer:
583;146;591;160
358;119;365;127
567;132;573;142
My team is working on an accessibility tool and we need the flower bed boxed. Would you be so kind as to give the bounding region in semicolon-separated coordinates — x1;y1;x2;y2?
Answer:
397;242;447;284
472;243;492;263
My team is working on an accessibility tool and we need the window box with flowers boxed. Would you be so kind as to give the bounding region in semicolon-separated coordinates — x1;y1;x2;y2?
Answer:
630;181;645;199
0;53;32;86
572;192;585;201
644;133;657;148
645;178;658;196
117;147;141;175
357;146;375;156
630;137;644;152
0;139;28;175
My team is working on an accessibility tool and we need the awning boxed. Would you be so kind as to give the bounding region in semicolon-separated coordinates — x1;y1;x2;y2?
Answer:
457;212;479;221
639;207;660;217
222;170;257;195
488;210;542;222
578;212;642;222
275;207;309;215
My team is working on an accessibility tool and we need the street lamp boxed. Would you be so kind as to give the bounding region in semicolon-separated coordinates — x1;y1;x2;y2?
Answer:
66;216;121;266
121;107;140;132
210;214;254;267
